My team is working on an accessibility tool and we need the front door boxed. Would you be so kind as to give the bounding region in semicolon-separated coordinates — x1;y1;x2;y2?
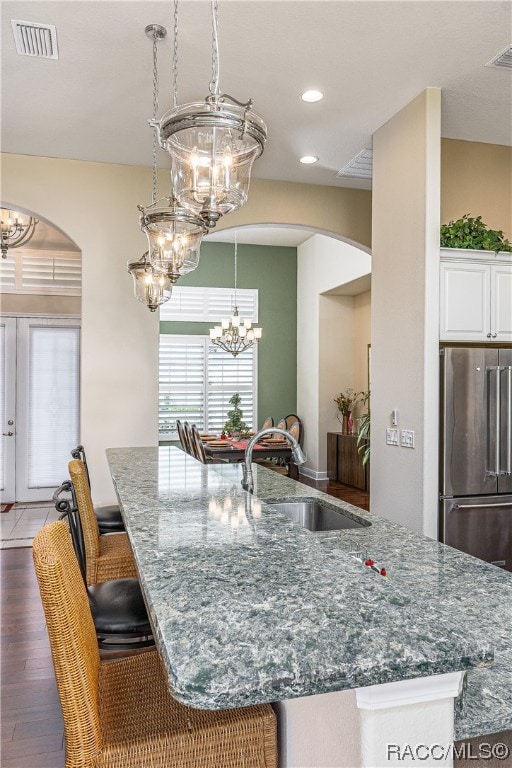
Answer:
0;316;80;503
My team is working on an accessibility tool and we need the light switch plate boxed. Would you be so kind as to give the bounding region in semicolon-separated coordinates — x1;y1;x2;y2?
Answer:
401;429;415;448
386;428;399;446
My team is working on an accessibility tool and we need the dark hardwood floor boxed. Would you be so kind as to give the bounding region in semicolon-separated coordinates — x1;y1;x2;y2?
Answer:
1;547;65;768
296;474;370;511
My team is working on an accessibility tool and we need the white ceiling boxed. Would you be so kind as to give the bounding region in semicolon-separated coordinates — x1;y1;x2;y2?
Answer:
2;0;511;199
206;225;313;247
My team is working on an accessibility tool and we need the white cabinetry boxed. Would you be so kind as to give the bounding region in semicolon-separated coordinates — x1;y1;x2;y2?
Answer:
440;249;512;342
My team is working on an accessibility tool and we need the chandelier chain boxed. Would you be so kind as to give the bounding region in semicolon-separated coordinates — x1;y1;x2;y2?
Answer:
172;0;179;107
209;0;220;96
151;32;160;204
233;231;238;305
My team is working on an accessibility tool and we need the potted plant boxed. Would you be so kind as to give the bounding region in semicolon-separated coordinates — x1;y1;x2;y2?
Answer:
440;213;512;254
356;390;370;467
334;389;365;435
223;393;249;439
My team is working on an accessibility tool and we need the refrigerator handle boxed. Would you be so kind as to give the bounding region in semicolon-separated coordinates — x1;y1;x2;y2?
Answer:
487;366;500;477
503;366;512;476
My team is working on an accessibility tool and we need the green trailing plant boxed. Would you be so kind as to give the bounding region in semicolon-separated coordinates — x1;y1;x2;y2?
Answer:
223;393;249;436
356;390;371;466
440;214;512;254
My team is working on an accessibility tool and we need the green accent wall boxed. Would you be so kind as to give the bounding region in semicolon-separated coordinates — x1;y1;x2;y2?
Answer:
160;241;297;428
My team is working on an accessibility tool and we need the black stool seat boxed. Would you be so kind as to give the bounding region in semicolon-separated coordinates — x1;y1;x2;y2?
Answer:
95;503;125;533
88;578;152;635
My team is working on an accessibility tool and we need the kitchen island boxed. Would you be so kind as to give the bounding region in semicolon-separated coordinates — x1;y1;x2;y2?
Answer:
107;447;511;765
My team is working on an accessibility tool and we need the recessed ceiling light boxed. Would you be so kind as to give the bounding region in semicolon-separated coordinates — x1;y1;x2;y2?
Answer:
301;90;323;103
300;155;319;164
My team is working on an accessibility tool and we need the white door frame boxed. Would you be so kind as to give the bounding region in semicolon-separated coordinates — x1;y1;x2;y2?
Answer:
0;317;17;502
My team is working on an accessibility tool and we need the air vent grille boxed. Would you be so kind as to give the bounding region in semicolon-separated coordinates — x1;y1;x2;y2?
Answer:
486;45;512;70
336;149;373;180
11;19;58;59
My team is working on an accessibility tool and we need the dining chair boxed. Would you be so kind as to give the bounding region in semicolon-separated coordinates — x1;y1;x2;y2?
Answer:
176;419;188;453
53;485;153;651
70;445;125;533
276;418;286;431
68;459;137;585
190;424;208;463
183;421;195;456
285;414;303;444
33;521;278;768
261;415;274;430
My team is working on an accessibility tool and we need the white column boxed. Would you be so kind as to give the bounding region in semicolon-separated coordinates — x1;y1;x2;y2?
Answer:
274;672;463;768
356;672;464;768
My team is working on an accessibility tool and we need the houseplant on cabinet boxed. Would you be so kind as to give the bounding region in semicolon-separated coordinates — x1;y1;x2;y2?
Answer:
334;389;365;435
440;213;511;253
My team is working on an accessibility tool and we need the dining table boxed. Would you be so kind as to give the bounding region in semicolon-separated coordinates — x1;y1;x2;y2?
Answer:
202;434;296;474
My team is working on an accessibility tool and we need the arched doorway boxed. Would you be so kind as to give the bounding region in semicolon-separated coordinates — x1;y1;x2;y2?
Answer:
1;204;81;511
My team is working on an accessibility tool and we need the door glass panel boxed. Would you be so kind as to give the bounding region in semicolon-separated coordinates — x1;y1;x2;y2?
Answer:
27;326;79;487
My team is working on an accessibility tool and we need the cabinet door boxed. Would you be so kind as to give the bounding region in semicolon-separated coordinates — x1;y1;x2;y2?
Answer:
491;264;512;342
440;261;490;341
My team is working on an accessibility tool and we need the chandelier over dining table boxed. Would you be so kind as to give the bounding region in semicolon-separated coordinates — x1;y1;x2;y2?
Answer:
210;232;262;357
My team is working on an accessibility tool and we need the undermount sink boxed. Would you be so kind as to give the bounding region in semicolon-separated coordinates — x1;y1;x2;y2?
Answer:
269;499;369;532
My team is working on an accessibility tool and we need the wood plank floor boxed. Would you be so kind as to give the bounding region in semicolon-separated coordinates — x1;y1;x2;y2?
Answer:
1;547;65;768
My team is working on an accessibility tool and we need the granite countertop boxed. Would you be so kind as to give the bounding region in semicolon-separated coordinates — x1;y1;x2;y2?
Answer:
107;446;512;740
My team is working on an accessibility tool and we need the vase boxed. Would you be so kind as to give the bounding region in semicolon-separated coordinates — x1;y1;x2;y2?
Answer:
341;412;351;434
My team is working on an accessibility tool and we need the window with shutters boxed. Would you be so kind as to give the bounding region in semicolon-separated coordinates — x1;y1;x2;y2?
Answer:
0;249;81;295
159;335;257;438
160;286;258;322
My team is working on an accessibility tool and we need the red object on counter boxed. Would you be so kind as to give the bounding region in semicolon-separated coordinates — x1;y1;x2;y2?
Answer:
365;559;375;567
380;568;387;577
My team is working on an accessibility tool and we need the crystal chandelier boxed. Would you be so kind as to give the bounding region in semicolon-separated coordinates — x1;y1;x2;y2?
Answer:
127;252;172;312
155;0;267;228
210;233;262;356
1;208;38;258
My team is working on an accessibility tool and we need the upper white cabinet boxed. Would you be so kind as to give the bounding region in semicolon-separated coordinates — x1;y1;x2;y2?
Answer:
440;249;512;342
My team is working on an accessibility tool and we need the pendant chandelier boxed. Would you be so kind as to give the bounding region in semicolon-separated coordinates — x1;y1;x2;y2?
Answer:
131;17;206;310
155;0;267;228
127;252;172;312
1;208;38;258
210;232;262;357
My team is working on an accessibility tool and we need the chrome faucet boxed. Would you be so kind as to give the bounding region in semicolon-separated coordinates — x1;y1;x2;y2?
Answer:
241;427;306;493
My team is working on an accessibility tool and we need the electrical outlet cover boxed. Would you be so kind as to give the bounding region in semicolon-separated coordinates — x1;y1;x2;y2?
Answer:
386;428;399;446
401;430;415;448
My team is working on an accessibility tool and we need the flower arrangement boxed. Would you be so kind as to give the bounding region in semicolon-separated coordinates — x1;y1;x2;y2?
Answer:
334;389;364;416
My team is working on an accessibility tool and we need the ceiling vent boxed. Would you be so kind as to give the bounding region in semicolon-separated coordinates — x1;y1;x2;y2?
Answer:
11;19;58;59
336;148;373;180
485;45;512;70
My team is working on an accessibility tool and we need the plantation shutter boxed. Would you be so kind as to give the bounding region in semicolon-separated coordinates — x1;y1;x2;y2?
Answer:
207;346;255;433
158;336;257;438
159;337;206;435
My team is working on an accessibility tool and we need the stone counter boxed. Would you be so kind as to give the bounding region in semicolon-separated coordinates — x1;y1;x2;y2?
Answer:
106;447;511;740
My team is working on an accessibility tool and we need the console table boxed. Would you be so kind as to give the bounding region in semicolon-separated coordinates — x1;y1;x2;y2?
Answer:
327;432;368;490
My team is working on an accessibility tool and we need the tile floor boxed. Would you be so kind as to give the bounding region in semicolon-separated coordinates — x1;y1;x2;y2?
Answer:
0;503;58;549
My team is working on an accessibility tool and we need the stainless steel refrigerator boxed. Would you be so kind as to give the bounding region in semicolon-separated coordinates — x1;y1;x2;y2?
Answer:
439;346;512;571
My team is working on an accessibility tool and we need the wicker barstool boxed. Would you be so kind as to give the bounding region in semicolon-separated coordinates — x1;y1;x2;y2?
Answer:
68;459;137;585
71;445;125;533
33;522;278;768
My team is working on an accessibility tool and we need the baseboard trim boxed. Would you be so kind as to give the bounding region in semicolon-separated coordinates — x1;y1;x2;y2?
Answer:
299;467;328;481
